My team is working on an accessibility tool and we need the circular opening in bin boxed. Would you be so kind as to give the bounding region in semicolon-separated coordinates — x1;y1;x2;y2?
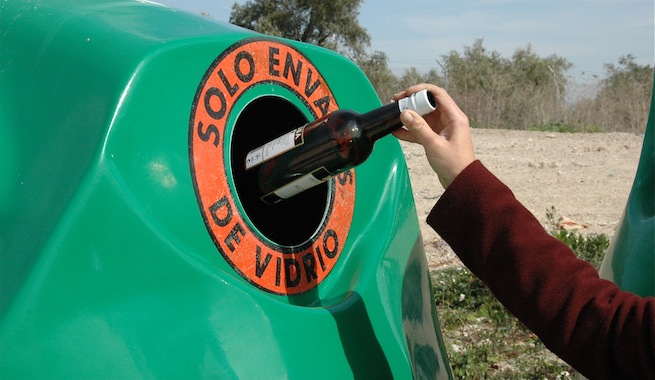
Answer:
230;96;329;247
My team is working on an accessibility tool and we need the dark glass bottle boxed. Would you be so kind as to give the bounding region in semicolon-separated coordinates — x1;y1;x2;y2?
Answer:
245;89;436;204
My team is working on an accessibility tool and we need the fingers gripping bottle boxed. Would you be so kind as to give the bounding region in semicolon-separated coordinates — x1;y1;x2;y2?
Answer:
245;89;437;204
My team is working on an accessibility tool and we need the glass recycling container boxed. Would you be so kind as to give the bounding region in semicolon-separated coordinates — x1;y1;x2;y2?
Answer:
0;1;453;378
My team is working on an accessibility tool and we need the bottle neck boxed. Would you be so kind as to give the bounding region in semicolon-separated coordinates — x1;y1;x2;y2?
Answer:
359;102;403;141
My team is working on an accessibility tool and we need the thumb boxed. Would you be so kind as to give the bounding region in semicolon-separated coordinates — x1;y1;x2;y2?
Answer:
400;110;436;146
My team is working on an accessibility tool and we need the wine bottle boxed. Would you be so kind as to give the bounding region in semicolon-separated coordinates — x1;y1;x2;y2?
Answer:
245;89;436;204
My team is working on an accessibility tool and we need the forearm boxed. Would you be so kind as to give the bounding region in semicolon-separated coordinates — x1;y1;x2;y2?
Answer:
427;160;655;379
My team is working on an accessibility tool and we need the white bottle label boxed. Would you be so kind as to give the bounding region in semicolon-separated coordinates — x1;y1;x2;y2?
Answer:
261;167;333;204
273;171;325;199
245;126;305;169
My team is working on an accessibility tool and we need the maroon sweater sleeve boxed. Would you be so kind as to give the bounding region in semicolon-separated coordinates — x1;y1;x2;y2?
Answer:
427;160;655;379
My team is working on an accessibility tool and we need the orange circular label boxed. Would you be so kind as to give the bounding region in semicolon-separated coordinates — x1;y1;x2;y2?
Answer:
189;38;356;295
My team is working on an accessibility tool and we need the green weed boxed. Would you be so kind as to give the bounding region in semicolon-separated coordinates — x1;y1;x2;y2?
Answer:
527;122;606;133
528;122;577;133
546;206;611;268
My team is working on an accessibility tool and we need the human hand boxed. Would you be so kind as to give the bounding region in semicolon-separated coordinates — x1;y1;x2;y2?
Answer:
392;84;475;189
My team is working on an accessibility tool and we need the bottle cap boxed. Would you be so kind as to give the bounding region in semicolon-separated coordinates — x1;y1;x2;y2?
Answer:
409;89;437;115
398;89;437;116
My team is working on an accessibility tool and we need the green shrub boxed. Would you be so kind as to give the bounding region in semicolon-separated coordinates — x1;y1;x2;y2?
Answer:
546;206;611;268
528;122;576;133
581;124;606;133
527;122;606;133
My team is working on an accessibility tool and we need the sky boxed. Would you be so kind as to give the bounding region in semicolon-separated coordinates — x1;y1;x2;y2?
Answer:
155;0;654;84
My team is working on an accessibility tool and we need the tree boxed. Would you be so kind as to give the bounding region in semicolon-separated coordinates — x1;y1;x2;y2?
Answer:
230;0;370;59
510;45;571;89
442;39;507;94
355;50;398;102
397;67;443;96
601;54;653;99
230;0;401;102
593;55;654;132
440;39;572;129
507;45;572;127
421;68;442;88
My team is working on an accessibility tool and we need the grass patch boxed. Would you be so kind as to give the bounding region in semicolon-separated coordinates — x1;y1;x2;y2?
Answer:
432;207;610;378
528;122;577;133
432;267;574;379
527;122;606;133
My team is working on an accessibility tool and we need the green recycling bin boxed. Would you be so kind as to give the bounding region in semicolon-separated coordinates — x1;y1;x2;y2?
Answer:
599;80;655;298
0;1;453;378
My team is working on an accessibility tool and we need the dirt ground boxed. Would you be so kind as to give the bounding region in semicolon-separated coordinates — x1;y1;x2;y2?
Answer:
399;129;646;270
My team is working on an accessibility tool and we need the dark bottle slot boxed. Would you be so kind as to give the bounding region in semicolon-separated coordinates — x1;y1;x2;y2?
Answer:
230;96;330;247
